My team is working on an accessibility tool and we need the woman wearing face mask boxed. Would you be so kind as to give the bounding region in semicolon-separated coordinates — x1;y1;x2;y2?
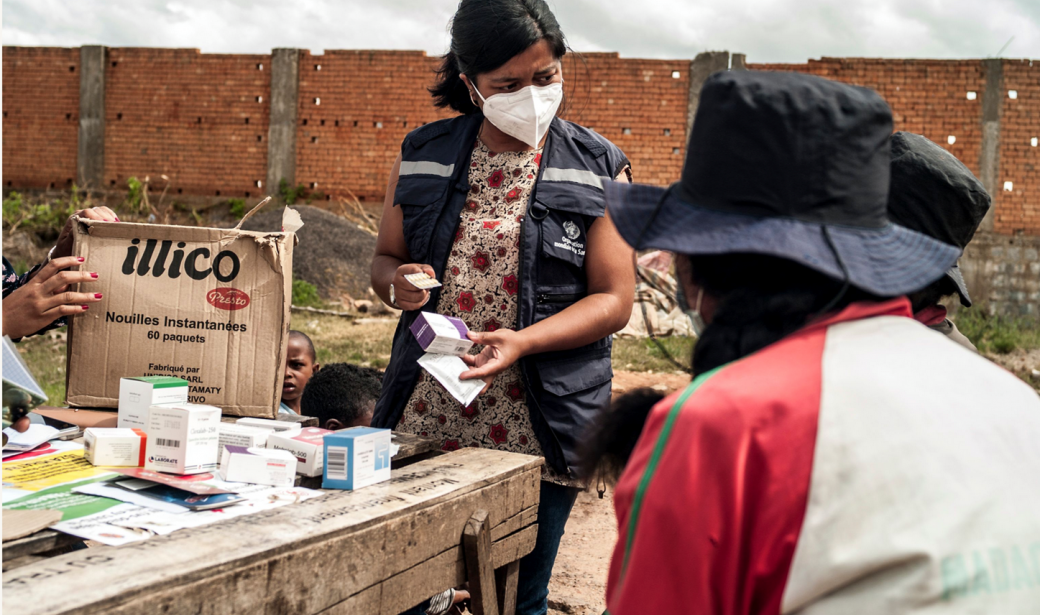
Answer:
370;1;634;613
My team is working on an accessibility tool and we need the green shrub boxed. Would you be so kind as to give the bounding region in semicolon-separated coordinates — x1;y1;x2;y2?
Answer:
291;279;324;308
227;198;247;220
279;179;307;205
3;191;24;227
125;177;145;213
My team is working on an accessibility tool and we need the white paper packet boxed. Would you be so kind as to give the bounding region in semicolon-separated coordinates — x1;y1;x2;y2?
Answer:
417;353;485;406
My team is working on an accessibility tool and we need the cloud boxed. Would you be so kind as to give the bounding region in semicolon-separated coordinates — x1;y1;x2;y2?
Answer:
2;0;1037;62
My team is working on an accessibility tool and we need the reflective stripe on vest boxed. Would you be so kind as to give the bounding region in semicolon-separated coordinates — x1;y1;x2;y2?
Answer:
541;167;610;190
399;160;455;178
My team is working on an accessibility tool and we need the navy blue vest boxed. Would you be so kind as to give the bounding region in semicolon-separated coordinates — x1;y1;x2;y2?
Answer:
372;112;630;476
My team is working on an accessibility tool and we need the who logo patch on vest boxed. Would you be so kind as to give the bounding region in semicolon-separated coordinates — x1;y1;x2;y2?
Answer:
65;205;301;418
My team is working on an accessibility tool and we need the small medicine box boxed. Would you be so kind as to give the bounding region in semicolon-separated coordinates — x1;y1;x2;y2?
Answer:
322;427;392;490
84;428;147;467
409;313;473;356
118;376;189;430
219;446;297;487
218;423;271;452
235;417;304;434
144;403;221;475
267;427;331;477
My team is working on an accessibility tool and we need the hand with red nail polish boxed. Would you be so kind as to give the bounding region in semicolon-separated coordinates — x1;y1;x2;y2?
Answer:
52;206;119;260
2;256;104;339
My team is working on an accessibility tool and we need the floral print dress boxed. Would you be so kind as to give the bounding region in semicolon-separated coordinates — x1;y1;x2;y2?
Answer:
399;140;577;486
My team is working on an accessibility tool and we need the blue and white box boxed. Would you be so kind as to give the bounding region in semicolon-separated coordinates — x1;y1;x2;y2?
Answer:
322;427;392;490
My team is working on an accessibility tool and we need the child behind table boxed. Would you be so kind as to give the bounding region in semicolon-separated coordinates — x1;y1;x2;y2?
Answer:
299;363;382;429
280;330;319;417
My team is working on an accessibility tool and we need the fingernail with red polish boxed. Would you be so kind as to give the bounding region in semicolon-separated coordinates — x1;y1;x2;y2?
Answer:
94;293;103;299
77;257;85;262
82;305;89;311
115;218;120;222
90;273;99;279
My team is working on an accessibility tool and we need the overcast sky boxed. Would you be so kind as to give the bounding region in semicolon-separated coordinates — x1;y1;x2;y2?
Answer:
2;0;1038;63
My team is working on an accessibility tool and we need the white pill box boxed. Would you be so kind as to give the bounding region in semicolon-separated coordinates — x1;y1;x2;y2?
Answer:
218;423;271;452
235;417;304;434
144;403;221;475
322;428;392;490
118;376;189;430
219;446;297;487
409;313;473;356
267;427;332;477
84;428;147;467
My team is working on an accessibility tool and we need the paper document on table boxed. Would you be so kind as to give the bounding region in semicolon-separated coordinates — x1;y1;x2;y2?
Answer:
73;481;190;514
417;353;485;406
3;424;59;452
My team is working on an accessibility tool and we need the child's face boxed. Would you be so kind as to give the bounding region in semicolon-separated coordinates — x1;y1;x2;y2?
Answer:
282;339;318;405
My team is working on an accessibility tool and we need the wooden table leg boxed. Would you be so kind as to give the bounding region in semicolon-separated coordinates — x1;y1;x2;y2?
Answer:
495;560;520;615
463;509;500;615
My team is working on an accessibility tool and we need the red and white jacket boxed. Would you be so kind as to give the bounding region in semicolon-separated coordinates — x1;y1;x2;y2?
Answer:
607;298;1040;614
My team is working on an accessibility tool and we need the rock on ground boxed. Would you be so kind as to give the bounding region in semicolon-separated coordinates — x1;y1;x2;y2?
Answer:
242;205;376;302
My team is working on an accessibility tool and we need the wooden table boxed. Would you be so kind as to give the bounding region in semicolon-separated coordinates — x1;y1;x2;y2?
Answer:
3;447;541;615
2;431;444;569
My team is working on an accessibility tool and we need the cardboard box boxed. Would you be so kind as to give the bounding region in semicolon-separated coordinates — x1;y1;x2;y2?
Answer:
219;446;297;486
65;207;302;417
322;427;392;490
235;417;303;434
84;428;147;467
267;427;332;477
118;376;189;429
144;403;221;474
410;313;473;356
218;423;271;452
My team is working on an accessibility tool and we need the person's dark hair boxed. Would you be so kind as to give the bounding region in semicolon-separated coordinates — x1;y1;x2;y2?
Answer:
907;276;959;313
431;0;567;114
288;330;317;362
579;253;893;485
685;253;890;374
579;388;665;483
300;363;383;427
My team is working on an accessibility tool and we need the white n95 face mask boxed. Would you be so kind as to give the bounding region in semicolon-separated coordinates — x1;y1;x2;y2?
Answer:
473;82;563;148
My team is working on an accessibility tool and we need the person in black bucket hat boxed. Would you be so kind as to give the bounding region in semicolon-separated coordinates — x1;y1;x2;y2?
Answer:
594;70;1040;614
888;131;991;352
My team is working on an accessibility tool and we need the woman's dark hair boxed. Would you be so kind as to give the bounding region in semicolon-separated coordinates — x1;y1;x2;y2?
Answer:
431;0;567;114
579;388;665;483
685;253;890;374
579;253;892;486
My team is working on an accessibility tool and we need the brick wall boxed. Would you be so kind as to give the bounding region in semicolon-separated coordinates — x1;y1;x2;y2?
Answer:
961;233;1040;316
291;51;687;203
2;47;80;190
103;48;271;199
559;53;690;186
3;48;1037;236
748;57;1040;235
294;50;451;203
998;60;1040;236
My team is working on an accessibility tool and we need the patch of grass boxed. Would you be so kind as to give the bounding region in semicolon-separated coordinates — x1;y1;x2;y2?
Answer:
611;335;695;374
291;279;325;308
953;309;1040;355
290;314;397;370
16;330;70;405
